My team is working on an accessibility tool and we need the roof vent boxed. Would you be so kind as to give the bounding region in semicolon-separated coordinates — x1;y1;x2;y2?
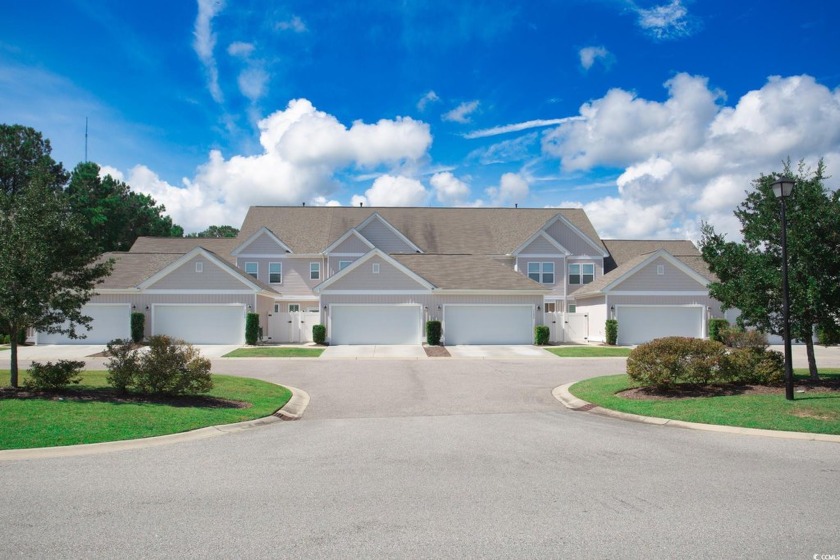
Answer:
359;202;364;208
515;203;518;208
302;202;306;207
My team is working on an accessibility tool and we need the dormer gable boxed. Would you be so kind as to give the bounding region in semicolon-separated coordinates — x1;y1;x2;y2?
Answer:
323;228;376;255
232;227;292;256
139;247;264;292
513;231;570;257
541;214;608;257
315;249;434;293
356;212;422;254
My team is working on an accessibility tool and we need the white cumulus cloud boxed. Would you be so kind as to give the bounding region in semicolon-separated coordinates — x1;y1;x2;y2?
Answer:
579;46;612;71
354;174;429;207
634;0;698;40
443;100;480;123
486;172;529;206
430;172;471;204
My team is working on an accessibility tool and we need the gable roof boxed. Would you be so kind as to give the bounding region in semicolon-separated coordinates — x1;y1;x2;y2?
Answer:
97;252;184;289
314;249;435;292
129;237;239;264
137;247;275;292
231;227;292;255
237;207;604;256
603;239;700;270
392;254;549;291
574;249;710;298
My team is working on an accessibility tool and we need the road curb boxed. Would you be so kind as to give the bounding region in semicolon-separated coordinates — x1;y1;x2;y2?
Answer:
552;382;840;443
0;384;310;461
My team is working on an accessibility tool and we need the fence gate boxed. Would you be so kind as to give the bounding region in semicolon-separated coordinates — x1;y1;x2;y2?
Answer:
564;313;589;343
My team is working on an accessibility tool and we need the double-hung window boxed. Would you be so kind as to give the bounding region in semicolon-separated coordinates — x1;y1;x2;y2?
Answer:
338;260;352;271
269;262;282;284
244;262;258;279
310;262;320;280
527;262;555;284
569;263;595;285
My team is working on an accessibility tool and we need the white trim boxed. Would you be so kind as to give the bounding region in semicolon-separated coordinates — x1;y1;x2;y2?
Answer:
433;289;549;295
316;290;431;295
96;289;141;294
142;289;258;295
608;290;710;296
512;231;570;256
513;214;607;257
314;249;435;293
338;260;352;271
309;261;321;280
323;228;376;255
195;262;203;273
137;247;263;292
568;262;595;285
567;256;607;260
356;212;423;253
329;253;366;257
244;261;258;279
272;296;319;301
605;250;710;293
231;227;292;255
268;262;282;284
518;254;569;258
372;263;380;274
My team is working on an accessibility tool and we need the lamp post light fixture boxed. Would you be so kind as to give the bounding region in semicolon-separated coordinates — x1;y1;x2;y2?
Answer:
771;176;796;401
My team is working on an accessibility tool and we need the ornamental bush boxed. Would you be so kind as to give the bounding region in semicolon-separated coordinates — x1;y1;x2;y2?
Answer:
245;313;260;345
24;360;84;391
627;337;727;389
605;319;618;345
817;322;840;346
105;338;141;394
534;325;549;345
426;320;442;345
722;347;784;386
130;312;145;344
720;327;767;349
708;318;729;343
313;324;326;345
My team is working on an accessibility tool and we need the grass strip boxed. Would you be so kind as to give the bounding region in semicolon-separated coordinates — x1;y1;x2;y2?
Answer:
569;370;840;434
0;370;292;450
546;346;632;358
223;347;324;358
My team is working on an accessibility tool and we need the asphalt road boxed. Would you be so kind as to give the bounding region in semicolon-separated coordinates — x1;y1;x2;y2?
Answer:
3;357;839;559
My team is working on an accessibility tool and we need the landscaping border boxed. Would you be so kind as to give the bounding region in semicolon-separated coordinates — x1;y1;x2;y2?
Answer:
552;382;840;444
0;384;309;461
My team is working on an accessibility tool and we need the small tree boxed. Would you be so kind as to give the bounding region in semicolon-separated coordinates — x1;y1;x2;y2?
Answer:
313;324;326;345
605;319;618;345
534;325;549;345
708;318;729;343
245;313;260;345
426;320;442;345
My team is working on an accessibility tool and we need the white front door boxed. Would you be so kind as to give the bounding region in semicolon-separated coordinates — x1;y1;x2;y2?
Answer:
329;305;422;345
443;305;534;345
152;304;245;344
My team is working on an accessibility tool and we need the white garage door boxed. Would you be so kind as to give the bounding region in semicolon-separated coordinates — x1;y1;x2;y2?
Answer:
616;305;704;345
330;305;421;345
444;305;534;345
153;304;246;344
37;304;131;345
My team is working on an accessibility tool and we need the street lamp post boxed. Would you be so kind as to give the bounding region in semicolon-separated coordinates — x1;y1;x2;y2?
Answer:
771;177;795;401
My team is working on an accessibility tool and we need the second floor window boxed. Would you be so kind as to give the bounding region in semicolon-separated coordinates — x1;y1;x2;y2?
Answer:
527;262;555;284
310;262;320;280
569;263;595;284
269;262;282;284
245;262;258;279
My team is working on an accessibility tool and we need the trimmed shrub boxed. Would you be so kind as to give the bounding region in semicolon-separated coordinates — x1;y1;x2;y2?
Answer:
426;320;442;345
721;327;767;349
24;360;84;391
534;325;549;345
245;313;260;345
708;318;729;343
313;324;326;345
130;312;145;344
605;319;618;346
105;339;141;394
17;328;27;344
130;336;212;396
722;347;784;386
627;337;727;389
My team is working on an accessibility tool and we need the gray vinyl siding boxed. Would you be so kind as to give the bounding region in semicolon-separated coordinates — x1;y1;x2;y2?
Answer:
358;219;415;253
330;234;371;254
236;257;321;296
326;256;429;291
611;257;707;291
239;231;287;254
608;294;724;317
89;293;255;339
146;256;251;290
545;219;601;256
519;257;565;297
519;235;563;255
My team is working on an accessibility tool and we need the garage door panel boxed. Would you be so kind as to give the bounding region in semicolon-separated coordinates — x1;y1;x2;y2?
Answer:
330;305;421;345
444;305;533;345
616;306;703;345
153;305;245;344
37;304;131;345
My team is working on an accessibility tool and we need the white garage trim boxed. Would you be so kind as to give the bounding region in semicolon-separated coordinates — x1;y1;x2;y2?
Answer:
443;304;535;345
615;304;705;345
152;303;246;345
328;304;422;345
36;303;132;345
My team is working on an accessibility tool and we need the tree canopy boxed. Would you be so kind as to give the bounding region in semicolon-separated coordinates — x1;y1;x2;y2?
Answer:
67;161;184;252
700;160;840;377
185;225;239;238
0;125;113;387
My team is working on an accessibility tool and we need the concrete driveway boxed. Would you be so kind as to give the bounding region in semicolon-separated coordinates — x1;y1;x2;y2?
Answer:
3;357;839;559
320;345;426;359
446;344;554;359
320;344;555;359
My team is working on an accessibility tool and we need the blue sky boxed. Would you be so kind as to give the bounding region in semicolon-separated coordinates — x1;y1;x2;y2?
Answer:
2;1;839;238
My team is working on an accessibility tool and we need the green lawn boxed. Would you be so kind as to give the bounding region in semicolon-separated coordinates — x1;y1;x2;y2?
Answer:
0;345;8;352
546;346;632;358
569;370;840;435
0;370;292;450
223;346;324;358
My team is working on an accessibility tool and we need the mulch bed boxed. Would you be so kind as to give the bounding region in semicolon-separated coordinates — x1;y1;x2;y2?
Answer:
0;386;248;409
423;345;451;357
619;378;840;400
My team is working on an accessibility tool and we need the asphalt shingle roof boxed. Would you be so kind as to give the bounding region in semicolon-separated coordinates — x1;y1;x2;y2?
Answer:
129;237;239;264
391;254;548;291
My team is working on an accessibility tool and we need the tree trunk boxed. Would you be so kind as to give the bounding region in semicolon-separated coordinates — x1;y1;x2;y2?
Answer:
10;335;19;388
805;335;819;379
